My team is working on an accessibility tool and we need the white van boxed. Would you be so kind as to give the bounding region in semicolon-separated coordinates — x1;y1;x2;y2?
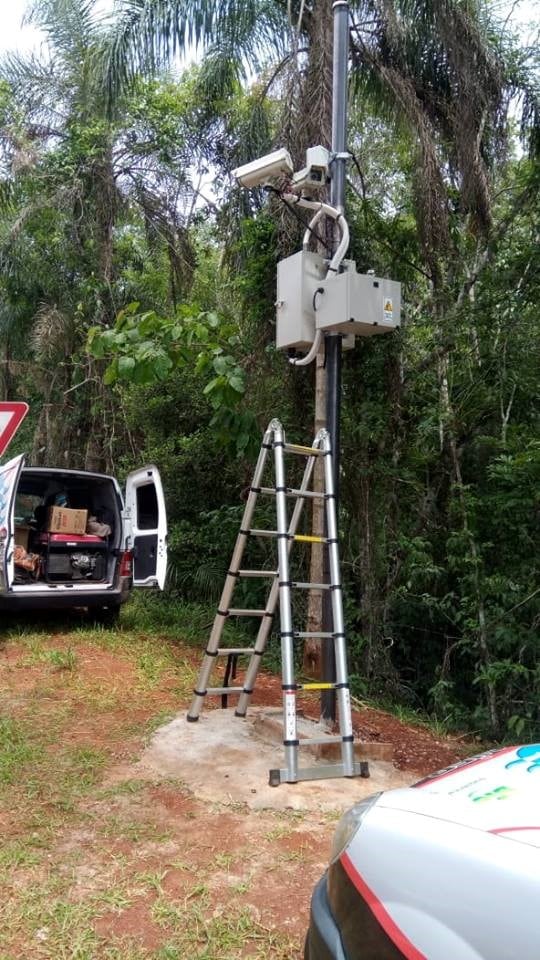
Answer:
0;454;167;623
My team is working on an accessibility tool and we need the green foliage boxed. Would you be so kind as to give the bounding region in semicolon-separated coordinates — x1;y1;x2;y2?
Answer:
88;304;258;456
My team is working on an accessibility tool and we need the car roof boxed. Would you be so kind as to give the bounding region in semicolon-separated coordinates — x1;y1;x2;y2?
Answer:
22;467;114;482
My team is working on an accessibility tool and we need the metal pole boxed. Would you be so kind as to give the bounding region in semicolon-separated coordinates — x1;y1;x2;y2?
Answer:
321;0;349;724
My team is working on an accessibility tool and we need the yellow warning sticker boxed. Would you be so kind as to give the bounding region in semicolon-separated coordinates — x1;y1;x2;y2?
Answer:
384;298;393;322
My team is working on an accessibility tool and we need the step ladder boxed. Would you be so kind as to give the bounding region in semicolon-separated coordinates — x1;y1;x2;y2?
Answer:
187;418;368;785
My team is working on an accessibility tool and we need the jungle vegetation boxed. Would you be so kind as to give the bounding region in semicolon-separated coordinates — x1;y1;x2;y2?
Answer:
0;0;538;740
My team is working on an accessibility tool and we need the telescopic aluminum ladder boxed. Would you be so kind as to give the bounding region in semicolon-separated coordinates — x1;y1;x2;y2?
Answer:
187;419;368;785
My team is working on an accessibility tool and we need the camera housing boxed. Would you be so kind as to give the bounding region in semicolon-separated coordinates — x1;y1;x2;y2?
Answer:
232;148;294;189
291;145;331;194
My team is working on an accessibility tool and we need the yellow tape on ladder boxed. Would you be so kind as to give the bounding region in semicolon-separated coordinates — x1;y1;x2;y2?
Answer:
294;534;325;544
300;682;335;690
291;444;320;455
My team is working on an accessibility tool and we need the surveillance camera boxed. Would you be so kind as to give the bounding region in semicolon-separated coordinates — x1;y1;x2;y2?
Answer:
232;148;294;189
291;145;331;194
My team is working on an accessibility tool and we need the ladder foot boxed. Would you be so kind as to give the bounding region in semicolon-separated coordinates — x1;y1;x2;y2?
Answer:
186;714;199;723
360;761;370;778
268;769;281;787
234;709;247;718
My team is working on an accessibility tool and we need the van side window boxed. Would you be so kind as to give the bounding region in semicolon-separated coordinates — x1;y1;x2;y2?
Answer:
136;484;158;530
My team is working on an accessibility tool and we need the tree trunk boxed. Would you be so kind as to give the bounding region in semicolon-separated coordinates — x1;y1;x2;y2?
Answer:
439;351;500;736
84;145;117;472
304;350;327;674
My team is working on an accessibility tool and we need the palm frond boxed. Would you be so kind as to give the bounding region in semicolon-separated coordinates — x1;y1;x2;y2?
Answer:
350;0;518;243
31;304;75;362
100;0;288;108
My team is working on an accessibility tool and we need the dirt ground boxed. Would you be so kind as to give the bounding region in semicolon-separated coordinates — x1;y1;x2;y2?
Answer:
0;623;473;959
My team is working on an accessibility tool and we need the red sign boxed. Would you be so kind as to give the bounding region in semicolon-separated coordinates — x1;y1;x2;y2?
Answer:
0;402;29;457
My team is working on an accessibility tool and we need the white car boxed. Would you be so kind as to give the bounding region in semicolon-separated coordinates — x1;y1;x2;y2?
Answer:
0;454;167;623
305;744;540;960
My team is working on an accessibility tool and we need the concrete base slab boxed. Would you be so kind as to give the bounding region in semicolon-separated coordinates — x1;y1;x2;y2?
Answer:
139;707;412;812
252;709;394;762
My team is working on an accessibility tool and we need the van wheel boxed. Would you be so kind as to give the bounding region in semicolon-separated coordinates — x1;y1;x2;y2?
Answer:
90;606;120;627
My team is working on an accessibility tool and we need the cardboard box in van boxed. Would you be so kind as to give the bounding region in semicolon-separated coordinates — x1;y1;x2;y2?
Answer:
47;506;88;536
15;525;32;551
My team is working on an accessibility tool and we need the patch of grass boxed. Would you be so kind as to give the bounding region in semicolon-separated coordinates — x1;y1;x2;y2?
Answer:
120;594;214;641
143;710;176;735
212;852;235;870
99;945;151;960
366;696;454;738
166;858;194;873
151;896;187;931
0;840;42;871
65;745;109;785
0;884;101;959
264;824;293;842
96;778;150;800
99;946;151;960
101;815;172;845
135;869;168;895
134;639;187;689
45;647;78;671
277;844;310;864
185;881;209;901
230;878;251;894
151;901;297;959
320;808;344;823
262;807;305;824
0;717;41;787
98;886;133;912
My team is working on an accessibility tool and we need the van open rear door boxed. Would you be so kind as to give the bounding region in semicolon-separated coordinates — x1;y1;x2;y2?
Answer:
0;454;25;593
124;465;167;589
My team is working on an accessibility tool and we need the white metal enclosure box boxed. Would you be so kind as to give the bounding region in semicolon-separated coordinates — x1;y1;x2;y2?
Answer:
276;250;327;350
315;265;401;336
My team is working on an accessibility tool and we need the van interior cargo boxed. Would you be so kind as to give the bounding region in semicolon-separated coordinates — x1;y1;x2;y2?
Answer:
13;469;122;588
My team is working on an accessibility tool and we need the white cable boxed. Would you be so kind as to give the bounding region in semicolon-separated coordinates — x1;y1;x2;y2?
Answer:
287;194;349;272
329;215;349;273
302;209;324;249
289;328;323;366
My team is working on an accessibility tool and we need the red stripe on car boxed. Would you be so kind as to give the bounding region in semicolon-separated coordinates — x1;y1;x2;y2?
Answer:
489;826;540;835
341;852;427;960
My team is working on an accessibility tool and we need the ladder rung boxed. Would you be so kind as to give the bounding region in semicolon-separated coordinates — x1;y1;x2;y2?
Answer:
298;682;337;690
293;534;329;544
216;648;256;656
228;609;268;617
206;686;244;696
259;486;324;500
284;443;324;456
249;530;330;543
238;569;277;578
288;488;325;500
294;631;334;639
291;581;330;590
298;736;343;746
